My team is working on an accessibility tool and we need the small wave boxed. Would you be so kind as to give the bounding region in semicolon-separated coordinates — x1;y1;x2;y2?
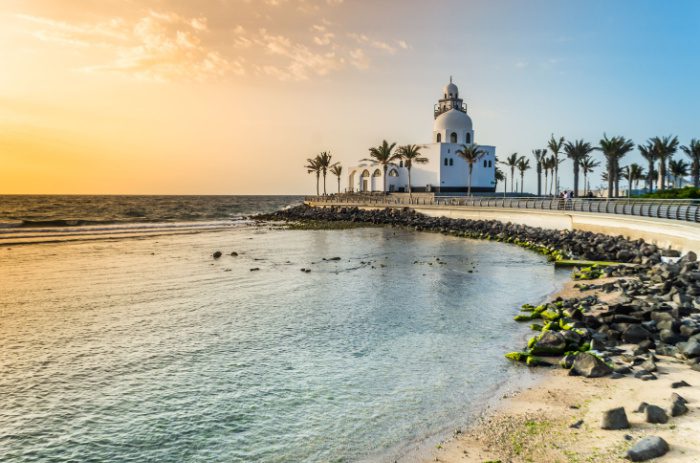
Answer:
19;219;117;228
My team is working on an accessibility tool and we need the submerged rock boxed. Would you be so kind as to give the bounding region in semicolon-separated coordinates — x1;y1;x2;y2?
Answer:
625;436;669;461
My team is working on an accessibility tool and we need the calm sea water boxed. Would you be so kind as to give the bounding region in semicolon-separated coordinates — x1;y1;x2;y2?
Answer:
0;196;569;462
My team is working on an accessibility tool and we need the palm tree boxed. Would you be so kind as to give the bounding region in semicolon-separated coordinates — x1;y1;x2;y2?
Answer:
564;139;594;197
681;139;700;188
548;134;566;195
542;156;553;196
516;157;531;195
669;159;689;188
329;163;343;194
532;149;547;196
501;153;520;194
580;155;600;195
396;144;429;199
304;157;321;196
316;151;333;195
638;142;656;192
456;144;487;195
362;140;400;194
650;135;679;190
598;134;634;198
495;165;505;193
621;163;645;196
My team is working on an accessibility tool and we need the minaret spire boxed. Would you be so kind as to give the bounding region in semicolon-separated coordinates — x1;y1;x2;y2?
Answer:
449;75;452;84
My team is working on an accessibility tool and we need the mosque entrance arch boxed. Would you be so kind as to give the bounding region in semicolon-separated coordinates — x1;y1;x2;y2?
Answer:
371;169;382;192
360;169;370;192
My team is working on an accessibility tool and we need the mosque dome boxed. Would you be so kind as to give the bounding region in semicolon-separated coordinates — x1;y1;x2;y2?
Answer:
434;108;472;133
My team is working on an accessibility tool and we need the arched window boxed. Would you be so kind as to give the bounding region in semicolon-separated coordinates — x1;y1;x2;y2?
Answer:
436;133;442;143
444;158;448;166
361;169;370;178
450;132;457;143
483;160;488;167
489;160;493;167
466;132;471;144
449;158;454;166
388;169;399;177
372;169;381;177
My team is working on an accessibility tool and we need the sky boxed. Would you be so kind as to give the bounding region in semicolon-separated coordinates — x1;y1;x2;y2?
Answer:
1;0;699;195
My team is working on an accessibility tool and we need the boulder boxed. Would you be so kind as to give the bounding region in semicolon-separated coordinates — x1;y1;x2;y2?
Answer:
671;393;688;417
531;331;567;355
622;325;652;344
572;353;612;378
645;405;668;424
681;339;700;358
212;251;222;259
601;407;630;430
626;436;670;461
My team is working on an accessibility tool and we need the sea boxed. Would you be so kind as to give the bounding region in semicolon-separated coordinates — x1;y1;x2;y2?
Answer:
0;195;569;462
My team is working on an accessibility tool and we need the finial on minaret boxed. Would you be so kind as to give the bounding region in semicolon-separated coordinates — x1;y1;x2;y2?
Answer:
449;75;452;84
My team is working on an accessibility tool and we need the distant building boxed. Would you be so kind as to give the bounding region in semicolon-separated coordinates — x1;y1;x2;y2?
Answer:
346;78;497;194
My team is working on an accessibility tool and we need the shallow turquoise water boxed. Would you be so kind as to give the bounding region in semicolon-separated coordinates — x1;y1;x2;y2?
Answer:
0;226;568;462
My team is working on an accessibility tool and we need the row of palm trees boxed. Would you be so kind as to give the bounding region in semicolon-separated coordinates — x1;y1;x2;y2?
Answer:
306;136;700;198
304;152;343;196
501;135;700;197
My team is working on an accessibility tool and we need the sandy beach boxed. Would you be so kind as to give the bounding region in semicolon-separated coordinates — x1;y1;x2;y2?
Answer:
426;279;700;463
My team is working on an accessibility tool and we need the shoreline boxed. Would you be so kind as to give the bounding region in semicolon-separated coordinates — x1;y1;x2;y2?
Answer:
422;278;700;462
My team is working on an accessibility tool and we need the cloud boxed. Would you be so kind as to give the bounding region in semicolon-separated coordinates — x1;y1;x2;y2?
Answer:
18;11;230;82
16;2;409;83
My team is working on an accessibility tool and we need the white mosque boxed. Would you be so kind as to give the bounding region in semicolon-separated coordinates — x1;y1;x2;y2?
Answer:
347;78;496;194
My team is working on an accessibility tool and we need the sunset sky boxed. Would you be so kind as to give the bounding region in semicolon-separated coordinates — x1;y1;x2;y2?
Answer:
1;0;699;194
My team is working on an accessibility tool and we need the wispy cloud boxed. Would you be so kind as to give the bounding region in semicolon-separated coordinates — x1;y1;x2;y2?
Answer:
18;11;230;82
15;1;409;83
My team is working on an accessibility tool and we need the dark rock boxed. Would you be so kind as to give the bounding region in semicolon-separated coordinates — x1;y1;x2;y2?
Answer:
671;394;688;417
671;380;691;388
569;419;584;429
645;405;668;424
601;407;629;429
531;331;567;355
230;251;238;256
212;251;222;259
634;402;648;413
681;339;700;358
573;353;612;378
622;325;652;344
625;436;669;461
249;268;260;272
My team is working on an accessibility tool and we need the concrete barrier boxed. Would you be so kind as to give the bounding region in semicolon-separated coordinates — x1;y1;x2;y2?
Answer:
305;201;700;253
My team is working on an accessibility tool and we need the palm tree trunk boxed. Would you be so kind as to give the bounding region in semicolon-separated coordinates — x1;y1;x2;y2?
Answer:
658;160;666;190
554;162;559;195
647;160;654;192
544;172;549;196
468;163;473;195
536;164;542;196
316;173;320;196
407;166;413;199
322;173;327;195
383;165;388;194
693;159;699;188
520;172;524;195
573;163;580;197
628;176;632;198
607;158;614;198
337;176;341;194
583;173;588;195
510;167;515;194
